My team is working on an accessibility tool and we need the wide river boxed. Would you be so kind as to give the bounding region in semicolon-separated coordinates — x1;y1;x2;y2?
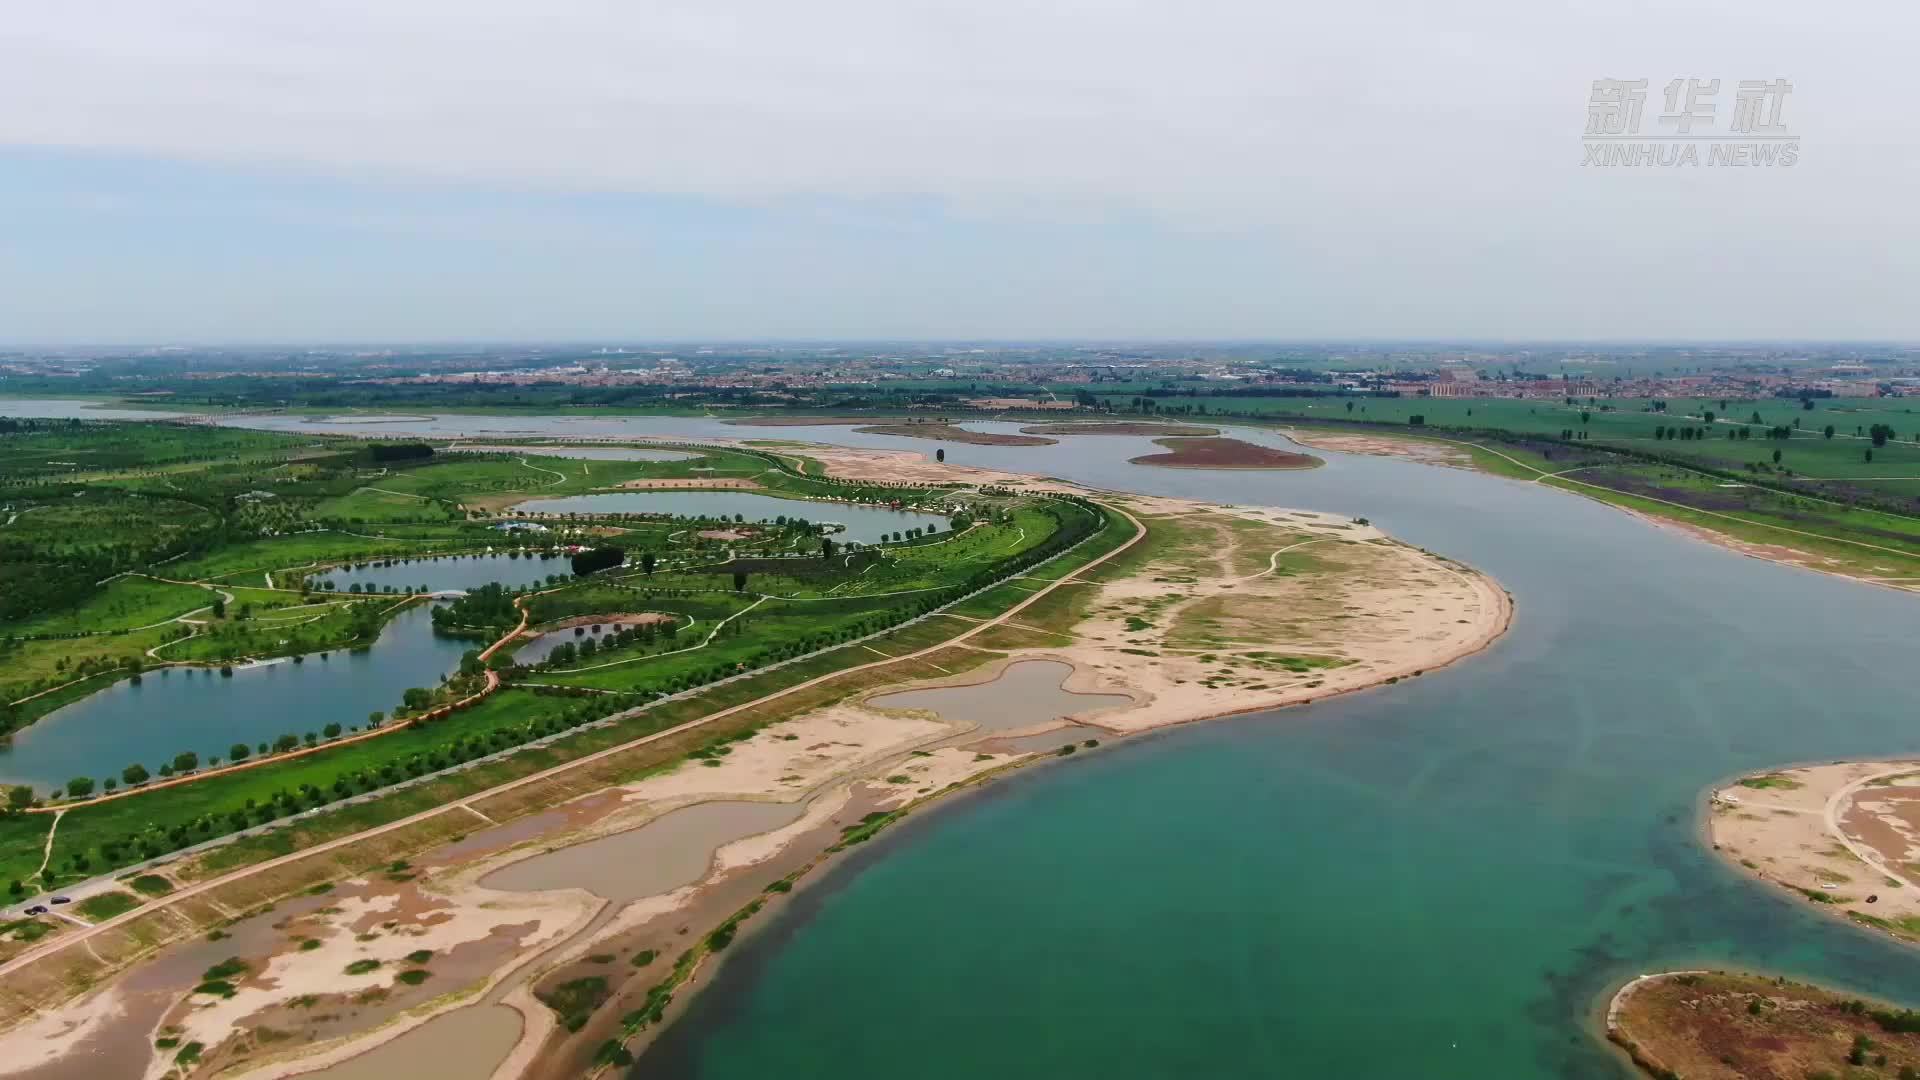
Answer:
10;400;1920;1077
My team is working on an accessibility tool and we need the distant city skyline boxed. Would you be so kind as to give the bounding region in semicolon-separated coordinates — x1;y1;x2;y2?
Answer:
3;1;1916;342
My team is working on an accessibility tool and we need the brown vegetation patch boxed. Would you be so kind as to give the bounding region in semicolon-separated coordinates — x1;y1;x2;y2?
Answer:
1128;437;1322;470
1019;423;1220;437
1610;970;1920;1080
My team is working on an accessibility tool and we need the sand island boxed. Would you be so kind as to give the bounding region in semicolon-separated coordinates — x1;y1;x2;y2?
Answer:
1709;761;1920;942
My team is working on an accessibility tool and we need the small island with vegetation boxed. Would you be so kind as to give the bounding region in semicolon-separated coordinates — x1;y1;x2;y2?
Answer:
1127;436;1322;470
1610;970;1920;1080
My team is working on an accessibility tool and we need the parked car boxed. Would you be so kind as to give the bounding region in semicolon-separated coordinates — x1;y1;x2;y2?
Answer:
49;896;70;905
23;906;47;916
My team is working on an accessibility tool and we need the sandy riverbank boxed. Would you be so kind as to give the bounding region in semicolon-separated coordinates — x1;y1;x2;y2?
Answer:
1280;428;1473;467
1709;760;1920;943
0;478;1510;1080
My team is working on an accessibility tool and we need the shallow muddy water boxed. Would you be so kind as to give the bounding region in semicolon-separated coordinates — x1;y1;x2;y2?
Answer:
867;660;1130;733
481;800;804;903
289;1004;522;1080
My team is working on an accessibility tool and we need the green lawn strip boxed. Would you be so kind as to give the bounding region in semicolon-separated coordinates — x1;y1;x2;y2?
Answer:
0;577;211;638
1542;476;1920;578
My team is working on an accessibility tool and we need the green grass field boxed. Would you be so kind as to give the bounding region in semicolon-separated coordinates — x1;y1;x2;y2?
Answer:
0;417;1111;897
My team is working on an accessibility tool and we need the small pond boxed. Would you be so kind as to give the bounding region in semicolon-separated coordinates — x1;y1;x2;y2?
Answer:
867;660;1132;732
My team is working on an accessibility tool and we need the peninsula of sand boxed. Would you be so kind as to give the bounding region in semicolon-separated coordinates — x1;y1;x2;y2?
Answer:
1708;760;1920;943
0;450;1509;1080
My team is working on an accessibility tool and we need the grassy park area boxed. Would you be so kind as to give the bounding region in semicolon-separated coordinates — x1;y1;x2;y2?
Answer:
0;416;1114;904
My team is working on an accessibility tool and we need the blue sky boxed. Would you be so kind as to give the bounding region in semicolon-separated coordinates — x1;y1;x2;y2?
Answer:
2;0;1915;343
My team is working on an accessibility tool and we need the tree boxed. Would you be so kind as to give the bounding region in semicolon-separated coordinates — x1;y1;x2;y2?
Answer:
1824;425;1835;439
273;733;301;753
641;551;657;576
323;722;342;739
230;742;251;761
821;537;836;559
212;597;226;619
65;777;95;798
172;751;198;773
1772;449;1782;463
1409;415;1427;426
402;687;434;710
570;546;626;576
122;763;150;786
733;571;748;592
7;785;33;810
369;711;385;728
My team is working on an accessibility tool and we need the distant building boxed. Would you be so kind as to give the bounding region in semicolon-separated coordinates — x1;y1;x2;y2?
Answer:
493;521;550;533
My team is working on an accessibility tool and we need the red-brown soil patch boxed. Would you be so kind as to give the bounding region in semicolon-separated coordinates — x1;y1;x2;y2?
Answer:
1127;437;1321;470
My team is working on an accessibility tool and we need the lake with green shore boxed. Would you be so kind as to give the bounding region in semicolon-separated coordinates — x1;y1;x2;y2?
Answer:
11;400;1920;1076
0;604;472;791
308;551;572;594
507;490;948;544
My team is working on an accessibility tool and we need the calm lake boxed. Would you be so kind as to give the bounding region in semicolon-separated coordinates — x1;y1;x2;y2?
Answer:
308;551;571;593
0;604;472;791
9;400;1920;1077
507;490;947;544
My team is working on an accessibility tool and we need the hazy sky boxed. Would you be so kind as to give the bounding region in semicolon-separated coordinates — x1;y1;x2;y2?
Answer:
1;0;1914;343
